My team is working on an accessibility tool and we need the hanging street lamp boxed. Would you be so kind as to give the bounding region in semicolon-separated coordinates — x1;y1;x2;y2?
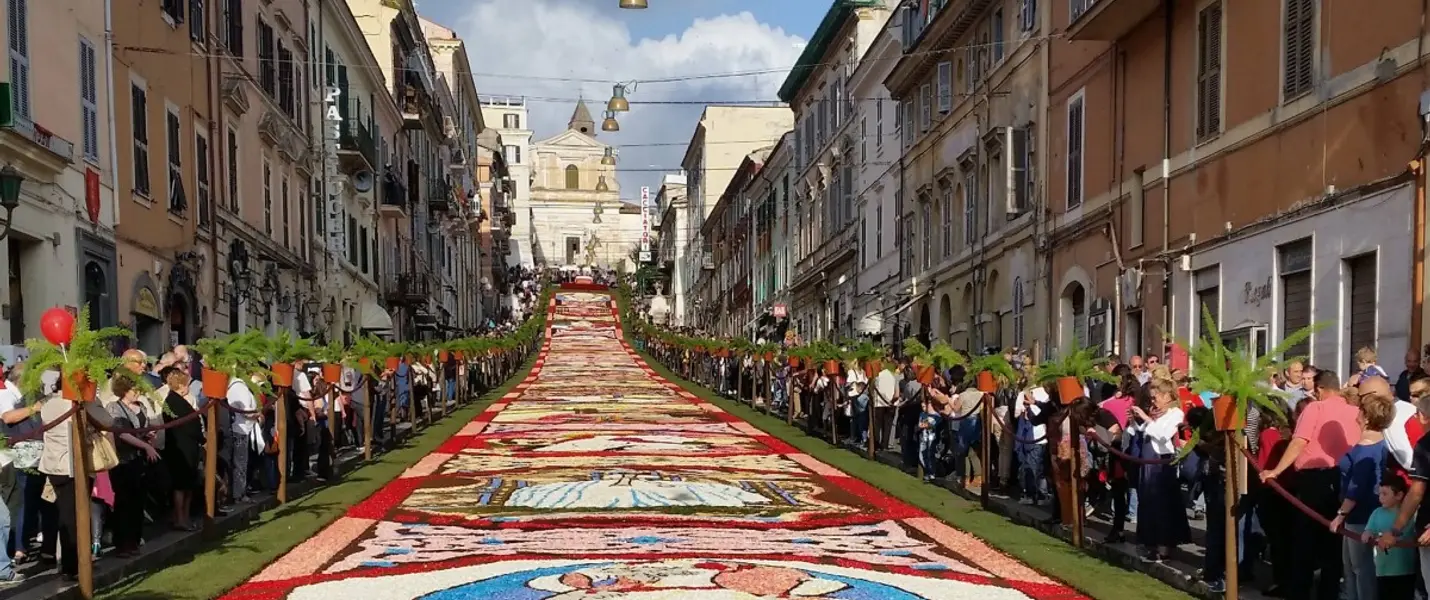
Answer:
619;0;648;8
596;175;610;192
601;110;620;132
593;201;605;224
607;84;630;112
0;165;23;241
601;147;617;166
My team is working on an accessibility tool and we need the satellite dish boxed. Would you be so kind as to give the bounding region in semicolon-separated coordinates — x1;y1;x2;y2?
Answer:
351;171;375;193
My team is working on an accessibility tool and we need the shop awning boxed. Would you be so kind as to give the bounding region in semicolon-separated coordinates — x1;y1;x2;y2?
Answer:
359;300;394;333
883;292;928;317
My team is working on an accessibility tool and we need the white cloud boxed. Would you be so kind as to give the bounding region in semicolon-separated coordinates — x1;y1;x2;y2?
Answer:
451;0;803;199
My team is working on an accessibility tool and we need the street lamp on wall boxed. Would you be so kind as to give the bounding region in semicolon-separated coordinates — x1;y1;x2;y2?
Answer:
0;165;24;242
321;302;336;329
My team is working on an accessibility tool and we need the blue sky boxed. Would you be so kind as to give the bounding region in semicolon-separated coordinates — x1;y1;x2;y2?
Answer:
416;0;830;199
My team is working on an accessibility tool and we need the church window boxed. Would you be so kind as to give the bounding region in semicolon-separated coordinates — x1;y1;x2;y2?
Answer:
565;164;580;189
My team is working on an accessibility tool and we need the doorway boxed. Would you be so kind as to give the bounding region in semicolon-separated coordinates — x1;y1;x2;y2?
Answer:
7;241;23;344
565;236;580;265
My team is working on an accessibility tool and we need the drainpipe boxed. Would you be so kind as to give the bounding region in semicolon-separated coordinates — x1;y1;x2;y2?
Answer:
206;0;224;334
104;0;119;228
1160;0;1174;336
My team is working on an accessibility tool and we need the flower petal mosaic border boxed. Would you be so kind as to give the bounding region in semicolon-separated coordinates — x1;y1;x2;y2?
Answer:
219;291;1087;600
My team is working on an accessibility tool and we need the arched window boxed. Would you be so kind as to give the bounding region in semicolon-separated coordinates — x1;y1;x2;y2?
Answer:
565;165;580;189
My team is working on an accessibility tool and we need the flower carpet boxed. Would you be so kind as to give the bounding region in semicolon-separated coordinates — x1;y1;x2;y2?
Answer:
219;291;1087;599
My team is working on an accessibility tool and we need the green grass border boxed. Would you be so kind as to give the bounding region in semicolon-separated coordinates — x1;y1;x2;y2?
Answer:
617;343;1190;597
97;353;540;600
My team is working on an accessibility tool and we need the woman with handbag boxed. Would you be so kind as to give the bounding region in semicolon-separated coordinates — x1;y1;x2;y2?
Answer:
38;370;116;582
105;376;159;557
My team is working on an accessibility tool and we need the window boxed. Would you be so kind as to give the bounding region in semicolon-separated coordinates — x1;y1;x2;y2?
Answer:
919;83;932;132
280;176;290;247
161;0;184;24
225;124;239;213
1065;91;1085;209
1347;252;1378;372
130;81;151;197
1279;238;1313;359
297;184;307;259
503;113;520;128
875;204;883;256
8;0;30;123
936;61;952;113
902;100;914;149
277;45;295;117
1196;2;1223;141
79;37;99;162
257;18;275;96
859;118;867;163
1195;266;1221;342
347;214;357;261
1019;0;1037;32
359;226;369;273
504;145;520;164
166;105;183;214
963;170;976;246
262;158;272;235
920;201;932;270
189;0;205;43
876;100;884;149
1283;0;1316;100
992;10;1005;63
221;0;242;54
940;187;952;258
1007;126;1032;214
196;130;210;227
564;164;580;189
1012;277;1026;348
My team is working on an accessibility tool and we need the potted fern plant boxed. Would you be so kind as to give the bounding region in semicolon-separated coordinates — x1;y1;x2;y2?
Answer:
266;330;319;388
348;334;390;378
902;338;965;385
851;339;887;378
967;352;1019;393
193;328;271;400
1035;346;1116;405
20;306;132;401
1173;306;1319;432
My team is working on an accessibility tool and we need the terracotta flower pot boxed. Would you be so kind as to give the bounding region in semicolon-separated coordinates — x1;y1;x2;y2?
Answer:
1056;376;1085;405
322;363;343;382
788;357;800;368
823;360;841;376
201;368;230;399
455;351;465;360
915;365;935;385
271;362;295;388
60;370;95;402
763;352;774;361
359;357;372;372
439;350;450;362
385;357;400;371
976;371;997;393
1213;395;1244;431
863;359;882;379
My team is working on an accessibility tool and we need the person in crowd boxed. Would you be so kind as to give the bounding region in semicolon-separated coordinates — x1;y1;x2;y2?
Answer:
159;364;201;532
1013;373;1050;506
0;361;36;584
1351;347;1391;386
1380;376;1430;591
1394;349;1426;402
1363;474;1417;599
1097;373;1140;544
224;370;260;505
38;370;115;582
1329;392;1393;600
1262;369;1360;600
844;359;870;448
917;383;943;484
1130;377;1189;563
105;376;159;558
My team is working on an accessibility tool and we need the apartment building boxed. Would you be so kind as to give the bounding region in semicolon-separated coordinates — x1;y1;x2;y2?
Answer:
0;0;117;348
849;13;901;341
480;96;533;269
749;135;794;342
475;126;512;315
654;173;688;326
780;0;893;342
680;106;793;327
111;0;207;351
1048;0;1427;370
348;0;449;342
886;0;1045;354
701;147;769;337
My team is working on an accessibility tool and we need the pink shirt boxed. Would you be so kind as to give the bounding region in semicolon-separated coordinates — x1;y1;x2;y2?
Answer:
1099;394;1134;430
1292;395;1363;470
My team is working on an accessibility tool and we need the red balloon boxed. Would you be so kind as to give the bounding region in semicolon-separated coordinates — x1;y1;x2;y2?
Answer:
40;307;75;346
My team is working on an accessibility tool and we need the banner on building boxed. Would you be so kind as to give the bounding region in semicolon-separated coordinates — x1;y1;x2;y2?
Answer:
324;86;346;255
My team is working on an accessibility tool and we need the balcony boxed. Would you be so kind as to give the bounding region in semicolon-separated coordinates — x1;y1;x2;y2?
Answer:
258;111;285;147
399;72;429;131
384;272;432;306
701;250;715;270
338;117;377;174
1066;0;1162;41
379;172;408;218
428;178;451;212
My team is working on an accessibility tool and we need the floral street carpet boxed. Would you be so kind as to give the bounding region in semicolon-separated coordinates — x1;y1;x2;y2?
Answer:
219;291;1086;599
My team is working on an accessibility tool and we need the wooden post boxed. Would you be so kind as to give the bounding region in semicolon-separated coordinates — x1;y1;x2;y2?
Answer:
1223;431;1240;600
980;392;992;509
828;382;839;446
363;377;374;461
867;382;879;461
276;387;289;504
204;398;219;520
327;385;339;465
70;405;95;599
408;369;418;432
787;380;796;426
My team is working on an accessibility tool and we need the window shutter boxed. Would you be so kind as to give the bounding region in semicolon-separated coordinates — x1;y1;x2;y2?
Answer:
936;61;952;113
1197;3;1222;140
920;83;932;131
9;0;28;121
1008;126;1028;213
1283;0;1315;99
1067;98;1083;209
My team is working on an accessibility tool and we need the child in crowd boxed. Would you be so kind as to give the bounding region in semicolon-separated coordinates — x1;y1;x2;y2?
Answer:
1362;475;1416;599
1356;347;1390;382
918;396;942;483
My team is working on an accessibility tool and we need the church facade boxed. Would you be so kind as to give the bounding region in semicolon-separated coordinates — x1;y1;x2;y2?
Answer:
529;102;640;268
